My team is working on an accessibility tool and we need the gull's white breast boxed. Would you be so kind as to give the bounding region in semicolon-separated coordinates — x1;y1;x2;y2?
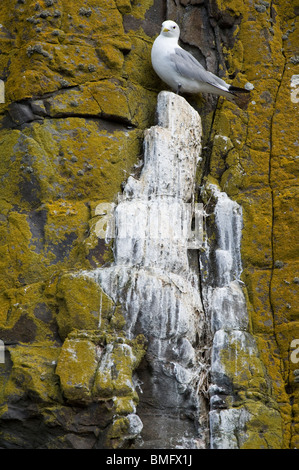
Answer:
151;36;184;91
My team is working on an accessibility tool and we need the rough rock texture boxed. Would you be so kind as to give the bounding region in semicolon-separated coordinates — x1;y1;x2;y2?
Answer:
201;182;284;448
85;91;207;448
0;0;298;449
191;0;298;448
0;0;156;449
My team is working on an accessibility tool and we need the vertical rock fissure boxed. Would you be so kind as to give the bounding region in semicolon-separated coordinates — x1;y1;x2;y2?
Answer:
268;60;287;341
268;56;291;445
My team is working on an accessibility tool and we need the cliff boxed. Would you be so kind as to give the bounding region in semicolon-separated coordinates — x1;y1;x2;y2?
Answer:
0;0;298;449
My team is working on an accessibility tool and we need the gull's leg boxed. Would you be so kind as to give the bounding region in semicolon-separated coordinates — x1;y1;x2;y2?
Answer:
176;84;182;95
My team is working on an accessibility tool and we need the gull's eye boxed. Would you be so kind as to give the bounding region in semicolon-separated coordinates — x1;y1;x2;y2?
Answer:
172;25;176;29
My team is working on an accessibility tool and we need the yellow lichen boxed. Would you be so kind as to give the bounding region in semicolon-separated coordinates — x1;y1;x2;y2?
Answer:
56;273;115;339
1;343;62;405
55;337;98;403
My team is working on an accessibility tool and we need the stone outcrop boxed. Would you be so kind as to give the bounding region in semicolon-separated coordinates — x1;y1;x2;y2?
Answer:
0;0;156;449
85;91;206;448
0;0;298;449
201;182;283;448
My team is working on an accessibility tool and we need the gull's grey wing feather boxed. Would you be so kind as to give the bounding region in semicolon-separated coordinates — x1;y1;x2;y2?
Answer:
171;48;229;91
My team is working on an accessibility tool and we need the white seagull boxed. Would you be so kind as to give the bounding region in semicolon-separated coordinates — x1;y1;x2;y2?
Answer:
151;20;251;109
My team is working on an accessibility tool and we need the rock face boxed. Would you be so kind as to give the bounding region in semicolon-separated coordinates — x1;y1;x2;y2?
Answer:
201;183;283;448
85;91;206;448
0;0;298;449
0;0;156;449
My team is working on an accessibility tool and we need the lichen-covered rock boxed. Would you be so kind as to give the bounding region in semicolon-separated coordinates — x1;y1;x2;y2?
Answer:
56;273;112;339
1;344;61;405
0;0;157;449
55;330;146;448
195;0;298;449
0;0;298;449
56;337;98;403
86;91;205;449
106;413;143;449
56;330;145;401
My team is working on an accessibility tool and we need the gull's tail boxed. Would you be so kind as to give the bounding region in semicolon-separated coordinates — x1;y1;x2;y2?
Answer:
228;85;251;110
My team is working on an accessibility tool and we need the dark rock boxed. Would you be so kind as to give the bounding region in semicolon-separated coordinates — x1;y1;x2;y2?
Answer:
8;102;35;125
0;315;37;344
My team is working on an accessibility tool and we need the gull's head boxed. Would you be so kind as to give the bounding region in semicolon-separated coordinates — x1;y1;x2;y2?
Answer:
160;20;180;39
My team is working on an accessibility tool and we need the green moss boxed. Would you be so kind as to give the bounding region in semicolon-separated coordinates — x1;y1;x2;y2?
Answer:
44;80;133;121
0;130;49;208
92;334;146;400
4;211;43;282
217;333;286;448
272;187;298;261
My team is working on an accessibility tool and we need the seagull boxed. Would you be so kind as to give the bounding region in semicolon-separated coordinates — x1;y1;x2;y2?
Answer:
151;20;251;109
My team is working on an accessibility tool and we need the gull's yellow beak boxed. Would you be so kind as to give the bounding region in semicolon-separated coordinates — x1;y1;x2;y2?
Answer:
163;27;170;32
